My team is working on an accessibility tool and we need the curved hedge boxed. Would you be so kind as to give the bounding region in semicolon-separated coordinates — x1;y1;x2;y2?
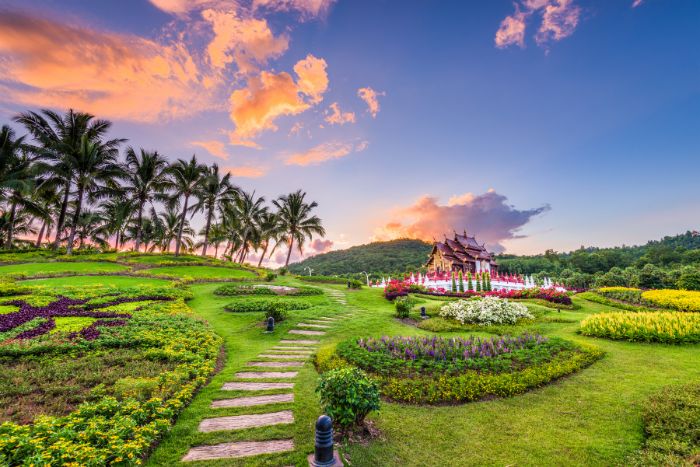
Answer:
319;335;603;404
223;298;312;313
214;284;323;297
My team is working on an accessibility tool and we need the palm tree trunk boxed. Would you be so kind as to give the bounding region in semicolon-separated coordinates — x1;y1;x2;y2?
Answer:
133;202;144;252
174;195;189;257
257;241;269;267
35;220;47;247
45;224;53;245
214;243;220;259
52;181;71;250
6;200;17;249
65;185;84;255
202;206;213;256
285;237;294;267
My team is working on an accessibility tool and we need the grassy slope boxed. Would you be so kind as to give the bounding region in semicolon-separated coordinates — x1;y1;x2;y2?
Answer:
22;275;171;287
0;261;129;277
138;266;257;280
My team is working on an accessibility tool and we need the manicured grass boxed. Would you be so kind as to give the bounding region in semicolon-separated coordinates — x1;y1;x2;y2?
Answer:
0;261;129;278
138;265;257;280
22;275;170;287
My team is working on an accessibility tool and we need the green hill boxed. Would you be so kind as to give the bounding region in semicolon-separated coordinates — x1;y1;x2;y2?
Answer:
288;239;432;276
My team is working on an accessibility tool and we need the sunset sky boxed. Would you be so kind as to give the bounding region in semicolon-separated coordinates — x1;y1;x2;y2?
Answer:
1;0;698;263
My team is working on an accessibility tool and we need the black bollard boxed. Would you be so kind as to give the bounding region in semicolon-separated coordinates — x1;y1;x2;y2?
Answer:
309;415;340;466
420;306;427;319
266;316;275;332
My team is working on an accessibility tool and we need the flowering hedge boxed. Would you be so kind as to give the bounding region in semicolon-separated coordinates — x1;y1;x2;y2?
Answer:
323;335;602;404
579;312;700;343
597;287;648;305
0;282;221;465
439;296;533;325
641;289;700;312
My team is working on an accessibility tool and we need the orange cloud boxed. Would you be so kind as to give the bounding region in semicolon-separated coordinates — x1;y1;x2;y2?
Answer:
357;87;384;118
223;165;268;178
285;140;366;166
373;191;550;252
148;0;236;15
202;8;289;74
228;54;329;145
495;0;581;50
191;140;229;159
0;11;212;123
324;102;355;125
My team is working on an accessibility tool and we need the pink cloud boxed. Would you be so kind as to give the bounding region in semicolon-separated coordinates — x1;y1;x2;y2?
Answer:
357;87;384;118
495;0;581;50
284;140;366;166
324;102;356;125
191;140;229;159
223;165;268;178
373;190;550;253
495;7;528;48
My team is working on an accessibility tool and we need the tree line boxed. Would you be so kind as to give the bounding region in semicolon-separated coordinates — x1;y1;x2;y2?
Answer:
0;109;326;266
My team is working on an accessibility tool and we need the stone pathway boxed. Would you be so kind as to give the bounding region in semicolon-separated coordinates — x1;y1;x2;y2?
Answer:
181;287;354;463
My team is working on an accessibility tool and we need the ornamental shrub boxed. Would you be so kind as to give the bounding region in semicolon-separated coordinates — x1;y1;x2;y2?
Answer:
641;289;700;312
458;271;464;292
439;296;533;325
394;296;415;318
214;284;322;296
467;272;473;291
316;367;381;429
476;278;481;292
451;272;457;292
579;311;700;343
347;279;363;289
265;308;288;323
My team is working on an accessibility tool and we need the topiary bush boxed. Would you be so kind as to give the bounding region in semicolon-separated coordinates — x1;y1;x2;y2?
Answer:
316;367;381;429
394;296;415;319
214;284;323;297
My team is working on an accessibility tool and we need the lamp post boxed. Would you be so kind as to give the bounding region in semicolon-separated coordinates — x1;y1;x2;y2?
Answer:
360;271;370;287
304;266;314;276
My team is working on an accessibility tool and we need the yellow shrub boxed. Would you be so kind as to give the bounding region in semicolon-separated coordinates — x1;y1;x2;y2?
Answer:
580;312;700;343
642;289;700;312
598;287;641;293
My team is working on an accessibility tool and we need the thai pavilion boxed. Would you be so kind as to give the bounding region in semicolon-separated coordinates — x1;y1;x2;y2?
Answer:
426;231;498;275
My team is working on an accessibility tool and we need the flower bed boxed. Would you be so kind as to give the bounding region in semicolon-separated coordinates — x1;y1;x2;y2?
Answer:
383;280;572;305
578;292;658;312
439;296;533;325
0;281;221;464
223;297;313;313
641;289;700;312
579;312;700;343
319;334;603;404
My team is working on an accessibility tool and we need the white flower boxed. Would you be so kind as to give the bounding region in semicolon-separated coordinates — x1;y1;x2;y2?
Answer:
439;296;532;325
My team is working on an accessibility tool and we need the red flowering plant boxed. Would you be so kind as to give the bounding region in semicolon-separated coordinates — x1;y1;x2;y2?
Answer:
384;280;410;300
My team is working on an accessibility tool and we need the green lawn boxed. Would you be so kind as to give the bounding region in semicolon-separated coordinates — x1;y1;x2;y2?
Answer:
0;261;129;278
138;265;257;280
22;275;170;287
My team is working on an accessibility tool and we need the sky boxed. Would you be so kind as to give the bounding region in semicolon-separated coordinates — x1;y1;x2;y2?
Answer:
0;0;698;264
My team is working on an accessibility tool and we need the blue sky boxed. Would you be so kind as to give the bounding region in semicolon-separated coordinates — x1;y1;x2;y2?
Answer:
0;0;698;260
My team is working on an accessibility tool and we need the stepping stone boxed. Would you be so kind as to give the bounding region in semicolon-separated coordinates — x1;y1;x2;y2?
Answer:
247;361;304;368
183;439;294;462
280;339;319;345
289;329;325;336
297;323;331;329
211;393;294;408
273;346;312;351
198;411;293;432
235;371;298;379
269;348;313;353
223;382;294;391
258;354;307;360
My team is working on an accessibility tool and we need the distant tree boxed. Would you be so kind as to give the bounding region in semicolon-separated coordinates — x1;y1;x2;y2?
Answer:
167;155;206;256
677;270;700;291
273;190;325;268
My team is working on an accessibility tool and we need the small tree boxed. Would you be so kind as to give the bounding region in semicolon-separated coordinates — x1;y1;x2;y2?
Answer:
316;367;381;430
451;271;457;292
467;272;473;291
458;270;464;292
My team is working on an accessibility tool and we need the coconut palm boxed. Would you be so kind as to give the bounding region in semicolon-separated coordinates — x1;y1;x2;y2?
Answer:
0;125;44;248
192;164;237;257
74;210;109;249
167;155;206;256
255;211;281;267
123;148;171;252
157;206;193;253
225;190;267;263
64;135;124;255
100;198;135;250
273;190;325;267
14;109;124;250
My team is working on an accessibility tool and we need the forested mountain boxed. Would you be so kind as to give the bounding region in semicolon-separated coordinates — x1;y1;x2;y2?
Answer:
288;239;432;276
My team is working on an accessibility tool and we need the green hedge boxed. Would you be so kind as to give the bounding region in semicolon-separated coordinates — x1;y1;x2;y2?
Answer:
214;284;323;297
579;292;658;312
297;275;347;285
223;298;312;313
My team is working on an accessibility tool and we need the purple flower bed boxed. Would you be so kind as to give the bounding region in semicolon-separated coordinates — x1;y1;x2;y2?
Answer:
69;319;129;341
357;334;548;361
0;297;133;341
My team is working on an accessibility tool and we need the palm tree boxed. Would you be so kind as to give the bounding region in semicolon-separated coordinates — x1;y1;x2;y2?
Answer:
64;135;124;255
123;148;171;252
255;211;281;267
207;223;228;259
167;155;206;256
15;109;124;250
74;210;109;249
273;190;325;267
100;198;134;250
225;190;267;263
192;164;237;257
0;125;44;248
32;182;61;247
157;206;191;253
